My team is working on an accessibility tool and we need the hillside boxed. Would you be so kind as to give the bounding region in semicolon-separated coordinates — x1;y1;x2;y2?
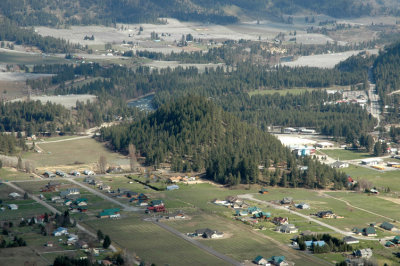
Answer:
0;0;396;26
100;96;347;188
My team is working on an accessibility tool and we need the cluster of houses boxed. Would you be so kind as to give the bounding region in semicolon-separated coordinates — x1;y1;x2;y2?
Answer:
188;228;224;239
5;192;22;210
43;169;95;178
213;196;249;209
253;255;289;266
352;226;377;237
50;227;90;249
84;177;111;191
385;236;400;247
65;198;89;213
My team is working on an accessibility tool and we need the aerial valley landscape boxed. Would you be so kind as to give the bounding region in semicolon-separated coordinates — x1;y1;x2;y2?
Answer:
2;1;400;266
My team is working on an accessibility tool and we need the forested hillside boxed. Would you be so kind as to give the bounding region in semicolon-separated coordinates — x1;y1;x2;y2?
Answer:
0;0;394;26
373;42;400;123
34;61;376;139
100;96;348;188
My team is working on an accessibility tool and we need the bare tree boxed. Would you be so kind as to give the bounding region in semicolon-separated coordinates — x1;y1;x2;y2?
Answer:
129;143;138;172
17;155;23;171
99;155;107;174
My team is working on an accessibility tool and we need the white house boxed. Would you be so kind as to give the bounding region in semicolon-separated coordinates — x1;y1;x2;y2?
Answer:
361;158;383;166
53;227;68;236
9;192;21;199
8;204;18;210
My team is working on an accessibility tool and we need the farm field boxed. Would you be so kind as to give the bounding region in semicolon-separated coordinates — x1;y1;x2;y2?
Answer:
164;211;326;266
321;149;372;160
343;165;400;191
0;50;66;65
0;167;35;181
0;247;48;266
23;138;126;168
86;214;231;266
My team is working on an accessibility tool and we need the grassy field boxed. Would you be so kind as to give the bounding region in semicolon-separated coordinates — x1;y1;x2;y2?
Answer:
0;246;48;266
23;138;126;167
343;165;400;191
0;51;66;65
0;167;35;181
86;214;231;266
320;149;371;160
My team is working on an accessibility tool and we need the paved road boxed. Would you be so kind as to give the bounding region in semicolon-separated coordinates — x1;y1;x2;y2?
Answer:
238;194;379;241
3;182;120;253
153;220;242;266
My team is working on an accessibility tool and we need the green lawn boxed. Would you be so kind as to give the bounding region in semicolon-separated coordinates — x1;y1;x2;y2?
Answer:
321;149;371;160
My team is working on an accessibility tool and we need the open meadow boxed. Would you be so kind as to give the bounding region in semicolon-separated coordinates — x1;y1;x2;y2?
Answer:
320;149;372;160
23;137;127;168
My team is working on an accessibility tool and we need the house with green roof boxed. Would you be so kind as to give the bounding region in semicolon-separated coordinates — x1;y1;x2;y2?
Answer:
99;208;120;219
381;221;396;231
75;198;88;206
393;236;400;244
268;255;288;266
363;226;377;236
253;255;268;265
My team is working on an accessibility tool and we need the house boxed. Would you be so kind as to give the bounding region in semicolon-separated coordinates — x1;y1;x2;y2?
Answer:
316;142;334;148
392;235;400;245
331;161;349;168
363;226;377;237
381;221;396;231
354;248;373;259
305;240;326;248
195;228;224;239
168;176;182;183
253;255;270;265
84;177;94;183
295;203;310;209
64;199;73;206
8;204;18;210
247;206;261;215
67;234;79;245
273;217;289;225
83;170;95;175
253;212;271;219
236;210;248;216
100;184;111;191
369;188;379;194
60;188;80;198
281;197;293;205
150;200;164;207
385;241;396;247
8;192;21;199
75;198;88;206
45;241;53;247
44;171;56;178
361;158;382;166
55;170;66;177
53;227;68;236
276;224;298;234
166;184;179;191
99;208;120;218
260;188;269;194
76;240;89;249
352;227;363;235
71;171;81;176
78;206;88;213
268;256;288;266
51;196;61;202
316;210;335;218
343;236;359;245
